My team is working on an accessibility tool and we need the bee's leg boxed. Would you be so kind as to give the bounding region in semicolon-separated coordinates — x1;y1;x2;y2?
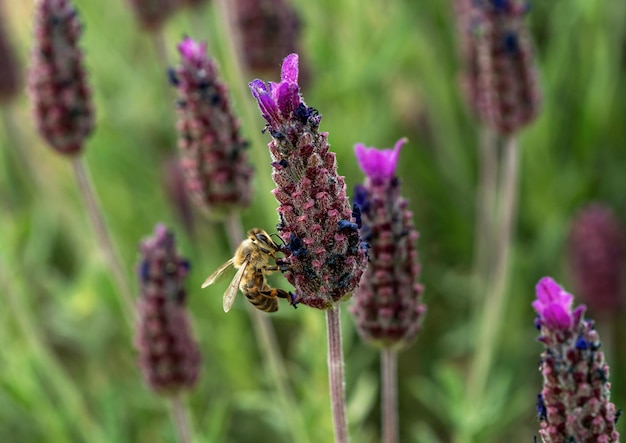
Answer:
262;265;280;274
261;287;297;309
274;259;291;273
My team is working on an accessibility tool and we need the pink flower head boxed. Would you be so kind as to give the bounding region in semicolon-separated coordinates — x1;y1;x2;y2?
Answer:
177;37;207;66
354;138;406;182
532;277;583;331
249;54;314;131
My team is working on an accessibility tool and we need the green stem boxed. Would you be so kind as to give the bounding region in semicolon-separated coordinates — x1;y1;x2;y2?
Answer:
170;395;193;443
223;212;311;443
72;158;134;322
381;348;398;443
326;304;350;443
460;136;519;441
472;126;498;304
0;263;109;443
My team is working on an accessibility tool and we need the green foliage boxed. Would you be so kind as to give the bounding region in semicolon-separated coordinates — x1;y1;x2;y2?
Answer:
1;0;625;442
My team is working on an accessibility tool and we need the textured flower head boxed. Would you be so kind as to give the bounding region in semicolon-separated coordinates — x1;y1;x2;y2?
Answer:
135;224;201;395
249;54;367;309
172;37;253;215
533;277;620;442
28;0;94;155
351;139;425;349
354;138;406;183
532;277;583;331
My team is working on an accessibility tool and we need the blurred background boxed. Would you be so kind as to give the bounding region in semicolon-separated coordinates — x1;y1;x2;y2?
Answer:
1;0;625;442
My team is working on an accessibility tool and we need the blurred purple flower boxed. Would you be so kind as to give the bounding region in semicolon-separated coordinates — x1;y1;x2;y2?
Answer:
568;203;626;313
452;0;540;134
135;224;201;394
125;0;179;31
172;37;253;215
0;5;21;103
28;0;94;155
351;139;426;349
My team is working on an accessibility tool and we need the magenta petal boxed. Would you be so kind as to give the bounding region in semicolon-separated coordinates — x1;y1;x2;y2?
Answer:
354;138;406;181
281;53;299;83
275;82;299;119
177;37;206;62
542;304;572;329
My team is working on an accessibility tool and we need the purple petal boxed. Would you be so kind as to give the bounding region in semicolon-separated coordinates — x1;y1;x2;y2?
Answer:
177;37;206;63
275;82;299;120
249;80;280;127
533;277;576;330
281;53;299;83
354;138;407;181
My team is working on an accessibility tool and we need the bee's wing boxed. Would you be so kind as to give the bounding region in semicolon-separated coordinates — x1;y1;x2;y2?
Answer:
223;258;249;313
201;258;235;288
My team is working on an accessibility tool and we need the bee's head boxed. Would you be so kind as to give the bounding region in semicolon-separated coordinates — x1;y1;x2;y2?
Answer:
248;228;279;253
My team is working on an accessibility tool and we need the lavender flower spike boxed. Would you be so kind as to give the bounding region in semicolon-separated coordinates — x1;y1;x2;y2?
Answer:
249;54;367;309
533;277;620;443
135;224;201;395
28;0;94;155
172;37;253;215
351;139;426;349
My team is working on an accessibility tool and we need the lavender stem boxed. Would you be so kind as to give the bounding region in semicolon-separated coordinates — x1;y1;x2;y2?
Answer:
326;304;349;443
466;136;519;403
381;348;398;443
472;126;498;302
72;157;134;320
170;395;192;443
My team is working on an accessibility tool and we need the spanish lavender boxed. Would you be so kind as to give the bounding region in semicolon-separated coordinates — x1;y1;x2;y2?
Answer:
234;0;309;83
568;204;625;313
0;5;21;103
350;139;426;349
135;224;201;394
249;53;367;309
533;277;620;443
172;37;253;215
453;0;540;134
28;0;94;155
125;0;179;31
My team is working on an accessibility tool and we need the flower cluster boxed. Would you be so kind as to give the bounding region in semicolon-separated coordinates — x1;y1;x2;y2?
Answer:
125;0;179;31
568;203;625;313
234;0;308;83
28;0;94;155
533;277;620;442
249;54;367;309
135;224;201;394
350;139;426;349
171;37;253;216
0;6;21;103
453;0;540;134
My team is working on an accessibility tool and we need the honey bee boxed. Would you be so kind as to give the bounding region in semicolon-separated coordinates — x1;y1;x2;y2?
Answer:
201;228;293;312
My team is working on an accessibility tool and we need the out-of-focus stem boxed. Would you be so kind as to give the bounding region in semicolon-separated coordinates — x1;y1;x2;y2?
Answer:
152;29;169;69
223;212;311;443
1;262;108;443
326;304;349;443
381;348;398;443
466;136;519;412
170;395;192;443
72;158;134;322
472;126;498;302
